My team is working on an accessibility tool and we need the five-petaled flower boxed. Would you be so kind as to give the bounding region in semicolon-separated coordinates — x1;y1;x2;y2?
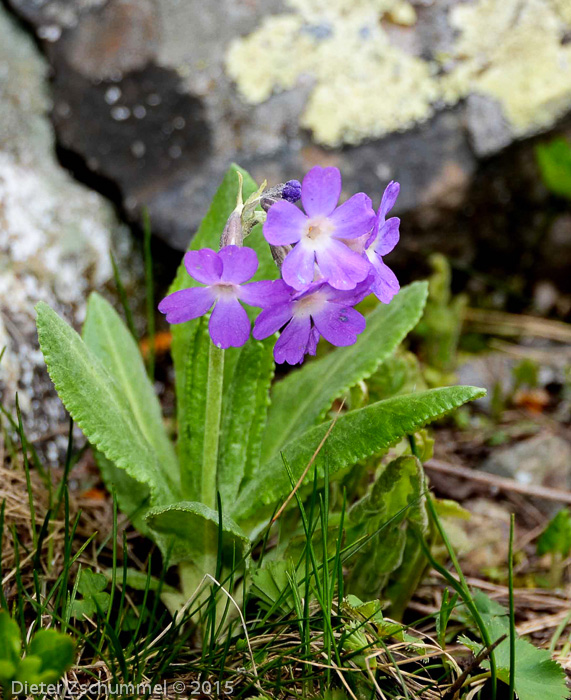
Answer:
263;166;376;291
158;246;288;349
253;278;371;365
159;171;402;362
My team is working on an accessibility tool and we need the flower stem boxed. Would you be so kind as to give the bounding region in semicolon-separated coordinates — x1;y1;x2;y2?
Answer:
202;343;225;511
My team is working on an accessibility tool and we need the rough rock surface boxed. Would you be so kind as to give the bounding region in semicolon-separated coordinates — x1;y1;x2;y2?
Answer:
481;434;571;514
4;0;571;296
0;7;136;462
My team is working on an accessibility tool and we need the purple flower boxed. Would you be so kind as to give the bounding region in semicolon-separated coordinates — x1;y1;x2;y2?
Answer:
365;181;401;304
253;277;371;365
158;246;289;349
263;166;376;291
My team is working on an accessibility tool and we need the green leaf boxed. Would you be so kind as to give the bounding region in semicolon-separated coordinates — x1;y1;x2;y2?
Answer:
347;456;428;600
23;630;74;685
251;560;299;613
368;351;426;403
70;569;110;619
0;612;21;684
145;501;249;567
36;303;176;507
461;591;567;700
102;568;186;614
219;337;275;502
536;138;571;200
537;509;571;557
260;282;428;464
95;451;152;535
232;386;485;522
83;293;179;494
169;165;278;477
180;317;211;499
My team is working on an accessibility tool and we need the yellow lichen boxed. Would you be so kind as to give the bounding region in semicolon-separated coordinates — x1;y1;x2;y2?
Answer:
226;0;436;146
226;0;571;147
444;0;571;135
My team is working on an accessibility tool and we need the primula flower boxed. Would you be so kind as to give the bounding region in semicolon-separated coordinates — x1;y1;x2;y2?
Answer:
365;181;401;304
253;277;371;365
158;245;289;349
263;166;376;291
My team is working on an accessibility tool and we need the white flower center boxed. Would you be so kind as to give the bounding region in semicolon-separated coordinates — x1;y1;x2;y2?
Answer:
214;282;239;299
293;290;328;319
304;216;334;246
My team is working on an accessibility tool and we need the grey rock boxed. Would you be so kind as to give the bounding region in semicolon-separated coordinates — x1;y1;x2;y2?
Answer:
0;6;137;463
456;353;517;411
481;434;571;513
3;0;571;301
466;94;515;157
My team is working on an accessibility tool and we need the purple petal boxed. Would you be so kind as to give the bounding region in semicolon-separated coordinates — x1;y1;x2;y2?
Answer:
301;166;342;218
184;248;222;285
209;297;250;349
324;275;373;306
370;257;400;304
274;317;312;365
329;193;375;240
253;302;294;339
263;200;306;245
240;279;293;308
312;303;366;346
218;245;258;284
379;181;400;221
281;242;317;290
306;326;320;356
315;238;371;290
374;217;400;256
158;287;214;324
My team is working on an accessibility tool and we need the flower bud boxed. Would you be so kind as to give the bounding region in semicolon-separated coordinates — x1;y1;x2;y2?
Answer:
270;244;292;269
261;180;302;212
220;172;245;248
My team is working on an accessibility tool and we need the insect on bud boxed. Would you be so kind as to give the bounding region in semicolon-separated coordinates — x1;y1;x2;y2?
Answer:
261;180;302;212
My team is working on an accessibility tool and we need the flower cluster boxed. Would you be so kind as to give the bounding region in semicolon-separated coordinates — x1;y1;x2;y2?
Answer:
159;167;401;364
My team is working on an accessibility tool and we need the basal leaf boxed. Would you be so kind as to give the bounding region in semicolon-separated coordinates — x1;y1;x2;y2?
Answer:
461;591;567;700
169;165;278;477
180;317;210;499
36;302;176;506
83;293;179;494
347;456;428;601
0;612;21;685
537;509;571;557
232;386;485;523
95;451;152;535
70;568;110;619
23;630;74;685
145;501;249;567
251;560;300;613
261;282;428;464
219;337;275;502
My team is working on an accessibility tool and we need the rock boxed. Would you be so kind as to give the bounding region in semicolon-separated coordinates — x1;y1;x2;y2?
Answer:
0;7;137;463
63;0;158;80
481;434;571;513
3;0;571;294
456;353;517;411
